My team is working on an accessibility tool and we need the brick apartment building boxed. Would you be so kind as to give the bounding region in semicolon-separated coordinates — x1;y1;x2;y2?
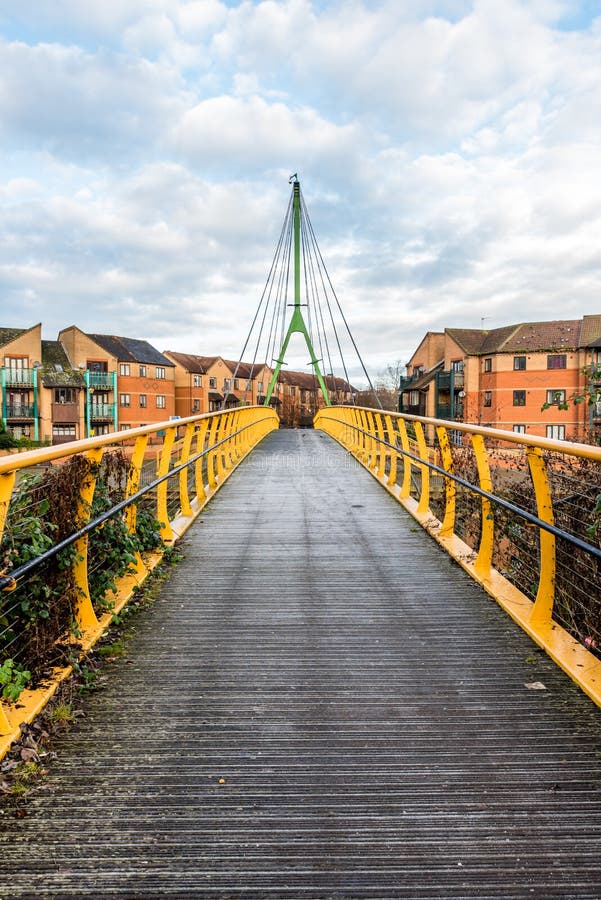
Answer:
1;324;176;445
400;316;601;442
165;351;355;424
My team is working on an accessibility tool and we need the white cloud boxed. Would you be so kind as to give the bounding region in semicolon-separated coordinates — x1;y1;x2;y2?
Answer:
0;0;600;375
172;94;362;173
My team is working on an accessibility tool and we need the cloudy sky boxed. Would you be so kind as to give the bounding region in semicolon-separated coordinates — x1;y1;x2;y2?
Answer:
1;0;600;383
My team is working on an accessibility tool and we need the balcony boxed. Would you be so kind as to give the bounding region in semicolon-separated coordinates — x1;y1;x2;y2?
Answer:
85;372;115;390
90;403;115;421
5;403;35;419
436;370;464;392
52;402;79;424
3;367;35;387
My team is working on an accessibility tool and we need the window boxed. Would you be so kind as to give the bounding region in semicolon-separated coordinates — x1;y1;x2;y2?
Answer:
484;358;492;373
223;378;231;391
513;424;526;434
120;363;130;376
5;356;27;368
547;354;566;370
120;393;131;407
513;390;526;406
52;425;76;436
209;377;217;389
483;391;492;407
290;386;296;397
87;360;108;373
546;424;565;440
193;374;202;387
156;395;166;409
546;389;566;406
120;424;130;431
451;359;464;373
139;365;146;377
276;382;282;393
258;381;264;392
54;387;77;404
139;394;147;408
234;378;240;389
409;390;421;406
245;380;252;391
192;399;200;412
156;366;165;379
513;356;526;371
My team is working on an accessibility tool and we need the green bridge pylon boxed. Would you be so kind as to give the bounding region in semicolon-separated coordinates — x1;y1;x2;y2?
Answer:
263;178;331;408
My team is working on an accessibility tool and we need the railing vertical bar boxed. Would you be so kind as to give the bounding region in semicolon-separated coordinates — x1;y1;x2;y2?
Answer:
194;420;209;504
0;471;16;545
527;447;556;627
472;434;494;578
385;415;398;486
414;422;430;515
397;418;412;499
436;425;455;536
178;423;195;518
156;426;177;542
73;448;104;634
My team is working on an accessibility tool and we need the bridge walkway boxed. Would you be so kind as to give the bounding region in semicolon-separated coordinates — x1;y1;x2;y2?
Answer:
1;429;601;899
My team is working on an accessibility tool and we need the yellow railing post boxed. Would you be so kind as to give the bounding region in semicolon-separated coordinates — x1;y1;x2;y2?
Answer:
215;416;227;482
156;426;177;542
124;435;149;535
397;418;412;499
223;412;234;472
436;425;455;536
124;433;150;577
73;448;104;634
0;471;15;545
385;415;398;486
471;434;494;578
527;447;556;628
0;469;15;735
178;423;195;519
206;415;219;490
194;420;209;505
414;422;430;515
375;413;386;478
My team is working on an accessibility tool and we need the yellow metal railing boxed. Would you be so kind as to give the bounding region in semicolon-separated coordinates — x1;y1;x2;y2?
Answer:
0;407;279;754
315;406;601;707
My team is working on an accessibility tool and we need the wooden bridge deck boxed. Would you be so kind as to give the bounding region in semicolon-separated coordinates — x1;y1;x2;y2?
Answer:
2;429;601;899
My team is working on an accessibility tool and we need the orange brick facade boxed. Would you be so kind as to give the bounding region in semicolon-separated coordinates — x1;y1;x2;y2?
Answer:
400;317;601;443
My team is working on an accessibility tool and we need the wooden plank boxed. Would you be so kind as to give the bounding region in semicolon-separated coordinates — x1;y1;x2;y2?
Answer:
2;430;601;898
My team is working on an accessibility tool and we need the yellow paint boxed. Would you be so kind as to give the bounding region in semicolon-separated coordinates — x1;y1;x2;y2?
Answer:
527;447;556;628
0;406;279;756
471;433;494;578
73;447;103;635
436;425;455;536
314;406;601;708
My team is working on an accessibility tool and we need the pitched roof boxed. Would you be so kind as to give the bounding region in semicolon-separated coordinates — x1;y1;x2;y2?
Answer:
88;334;174;367
164;351;208;374
0;327;27;348
40;340;85;387
445;328;488;355
447;318;595;355
501;319;581;352
222;359;265;379
278;369;317;389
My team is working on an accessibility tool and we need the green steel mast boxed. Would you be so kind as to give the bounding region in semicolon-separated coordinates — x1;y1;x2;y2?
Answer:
263;177;331;407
